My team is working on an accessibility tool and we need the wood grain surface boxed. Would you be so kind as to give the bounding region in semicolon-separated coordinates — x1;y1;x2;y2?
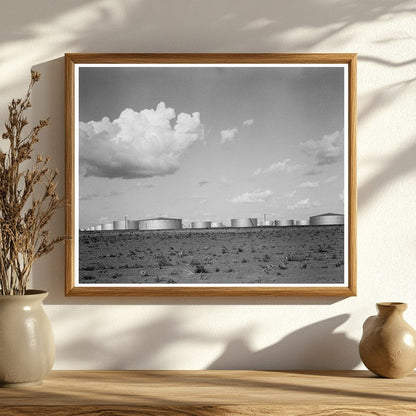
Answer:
1;370;415;415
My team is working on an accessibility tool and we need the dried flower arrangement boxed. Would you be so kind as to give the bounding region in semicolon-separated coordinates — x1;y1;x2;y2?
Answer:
0;71;65;295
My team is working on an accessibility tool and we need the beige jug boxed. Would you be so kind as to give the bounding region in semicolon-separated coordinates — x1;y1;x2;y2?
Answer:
359;302;416;378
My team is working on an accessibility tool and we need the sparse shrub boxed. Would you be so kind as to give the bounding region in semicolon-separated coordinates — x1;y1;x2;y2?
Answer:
194;263;208;274
203;256;213;265
82;275;95;281
241;258;248;263
156;254;171;267
261;254;271;262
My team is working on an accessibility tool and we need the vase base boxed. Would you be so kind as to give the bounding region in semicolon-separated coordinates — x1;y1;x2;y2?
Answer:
0;380;42;388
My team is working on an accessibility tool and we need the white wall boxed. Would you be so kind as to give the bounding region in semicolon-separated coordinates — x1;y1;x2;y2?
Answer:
1;0;415;370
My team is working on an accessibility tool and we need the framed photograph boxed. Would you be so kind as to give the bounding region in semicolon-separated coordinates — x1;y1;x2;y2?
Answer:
65;53;356;296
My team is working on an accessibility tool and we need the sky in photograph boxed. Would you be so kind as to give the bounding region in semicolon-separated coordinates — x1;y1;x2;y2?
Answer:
78;65;346;229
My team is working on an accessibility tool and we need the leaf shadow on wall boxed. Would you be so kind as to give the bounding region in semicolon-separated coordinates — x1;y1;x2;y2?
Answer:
0;0;413;97
52;308;359;370
207;314;360;370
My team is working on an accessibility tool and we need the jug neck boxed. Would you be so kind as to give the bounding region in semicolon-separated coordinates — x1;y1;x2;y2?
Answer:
377;302;407;317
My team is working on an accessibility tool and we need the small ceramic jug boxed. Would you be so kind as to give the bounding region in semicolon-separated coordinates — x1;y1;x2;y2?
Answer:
359;302;416;378
0;290;55;386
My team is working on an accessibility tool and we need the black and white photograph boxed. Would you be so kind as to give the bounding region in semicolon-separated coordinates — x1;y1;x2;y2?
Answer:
65;54;356;295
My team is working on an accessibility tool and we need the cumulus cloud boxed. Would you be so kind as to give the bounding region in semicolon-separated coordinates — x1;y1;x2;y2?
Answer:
231;189;273;203
300;130;344;165
79;102;203;179
253;158;301;176
288;198;320;210
299;181;319;188
220;128;238;144
243;119;254;126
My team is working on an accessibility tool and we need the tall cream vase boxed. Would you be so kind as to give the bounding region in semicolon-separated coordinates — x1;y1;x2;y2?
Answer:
0;290;55;386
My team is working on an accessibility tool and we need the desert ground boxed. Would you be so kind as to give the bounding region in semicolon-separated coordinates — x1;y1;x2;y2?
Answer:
78;225;344;285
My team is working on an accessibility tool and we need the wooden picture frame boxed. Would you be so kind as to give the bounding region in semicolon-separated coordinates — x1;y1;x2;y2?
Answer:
65;53;356;296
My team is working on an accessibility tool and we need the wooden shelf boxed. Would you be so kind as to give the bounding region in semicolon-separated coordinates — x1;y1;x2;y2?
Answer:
1;370;415;415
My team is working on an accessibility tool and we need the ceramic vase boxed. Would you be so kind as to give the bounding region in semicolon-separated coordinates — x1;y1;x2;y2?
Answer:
359;302;416;378
0;290;55;387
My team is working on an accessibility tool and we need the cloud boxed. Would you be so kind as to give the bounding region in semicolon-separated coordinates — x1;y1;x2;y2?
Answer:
220;128;238;144
304;168;323;176
325;175;338;183
285;190;297;198
243;119;254;126
288;198;320;210
231;189;273;203
79;190;122;201
253;159;301;176
300;130;344;165
136;181;154;188
299;181;319;188
79;102;203;179
198;180;209;187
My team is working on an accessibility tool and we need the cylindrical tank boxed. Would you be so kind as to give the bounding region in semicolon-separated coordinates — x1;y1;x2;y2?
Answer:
211;222;223;228
94;225;102;231
309;213;344;225
295;220;309;226
113;220;126;230
191;221;211;229
101;223;113;231
231;218;257;228
128;220;140;229
263;220;274;226
138;218;182;230
276;219;294;226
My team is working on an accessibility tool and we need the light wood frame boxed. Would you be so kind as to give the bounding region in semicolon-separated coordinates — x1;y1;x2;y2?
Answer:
65;53;356;297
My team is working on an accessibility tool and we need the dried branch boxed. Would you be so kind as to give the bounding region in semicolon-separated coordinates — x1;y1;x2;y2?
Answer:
0;71;66;295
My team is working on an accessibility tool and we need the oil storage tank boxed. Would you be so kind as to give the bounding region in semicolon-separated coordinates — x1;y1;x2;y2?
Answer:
295;220;309;226
138;217;182;230
231;218;257;228
128;220;140;230
113;220;126;230
310;213;344;225
211;222;223;228
101;223;113;231
191;221;211;229
94;225;102;231
276;219;294;226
